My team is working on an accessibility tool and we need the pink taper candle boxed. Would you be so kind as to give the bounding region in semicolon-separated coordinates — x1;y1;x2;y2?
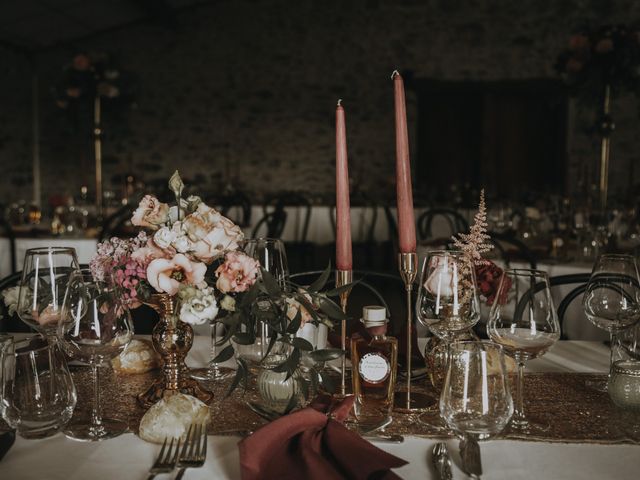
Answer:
392;70;417;253
335;99;353;270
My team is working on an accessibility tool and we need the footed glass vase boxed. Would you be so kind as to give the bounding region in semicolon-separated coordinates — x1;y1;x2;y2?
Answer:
137;293;213;408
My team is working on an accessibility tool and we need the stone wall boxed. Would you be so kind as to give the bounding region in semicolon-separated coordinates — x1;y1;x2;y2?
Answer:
1;0;639;209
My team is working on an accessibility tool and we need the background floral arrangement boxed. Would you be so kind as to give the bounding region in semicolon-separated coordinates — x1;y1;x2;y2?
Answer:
555;25;640;105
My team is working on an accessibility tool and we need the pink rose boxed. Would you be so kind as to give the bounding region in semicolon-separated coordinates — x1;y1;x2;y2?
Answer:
215;251;259;293
146;254;207;296
131;195;170;230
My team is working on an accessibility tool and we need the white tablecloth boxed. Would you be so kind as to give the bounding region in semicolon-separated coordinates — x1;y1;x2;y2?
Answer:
3;338;639;480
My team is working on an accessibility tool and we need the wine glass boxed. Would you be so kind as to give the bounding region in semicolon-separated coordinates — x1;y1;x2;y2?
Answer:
416;250;480;340
488;269;560;434
240;238;290;361
440;341;513;440
1;335;77;439
241;238;289;287
583;254;640;384
58;270;133;441
17;247;80;340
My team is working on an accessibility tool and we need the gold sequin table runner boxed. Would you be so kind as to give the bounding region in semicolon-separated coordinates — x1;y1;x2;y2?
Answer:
62;369;640;445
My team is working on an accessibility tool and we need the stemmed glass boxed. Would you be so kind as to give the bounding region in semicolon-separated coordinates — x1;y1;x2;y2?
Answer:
440;341;513;440
416;250;480;341
17;247;80;340
416;250;480;426
239;238;290;364
58;270;133;441
488;269;560;434
583;254;640;390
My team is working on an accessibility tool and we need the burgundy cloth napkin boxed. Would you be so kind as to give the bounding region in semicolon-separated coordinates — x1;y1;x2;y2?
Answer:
239;395;408;480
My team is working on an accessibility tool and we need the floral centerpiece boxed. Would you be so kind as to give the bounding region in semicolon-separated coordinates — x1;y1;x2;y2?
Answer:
91;171;345;409
91;171;247;406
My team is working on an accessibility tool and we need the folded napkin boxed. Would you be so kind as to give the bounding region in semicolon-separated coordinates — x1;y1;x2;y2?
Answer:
239;395;408;480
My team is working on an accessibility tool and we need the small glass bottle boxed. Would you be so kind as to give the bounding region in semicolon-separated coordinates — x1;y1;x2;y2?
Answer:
351;306;398;426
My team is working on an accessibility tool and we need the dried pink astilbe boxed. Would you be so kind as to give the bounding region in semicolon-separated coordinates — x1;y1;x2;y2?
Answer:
452;189;493;265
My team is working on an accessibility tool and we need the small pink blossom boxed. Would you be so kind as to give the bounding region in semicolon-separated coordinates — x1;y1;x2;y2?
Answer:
215;251;259;293
146;254;207;296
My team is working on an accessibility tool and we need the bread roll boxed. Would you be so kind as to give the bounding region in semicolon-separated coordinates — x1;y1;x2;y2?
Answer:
139;392;210;444
112;339;161;374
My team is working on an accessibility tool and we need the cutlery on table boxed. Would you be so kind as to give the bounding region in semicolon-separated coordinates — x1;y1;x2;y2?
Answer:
432;442;453;480
175;423;207;480
460;435;482;479
147;436;181;480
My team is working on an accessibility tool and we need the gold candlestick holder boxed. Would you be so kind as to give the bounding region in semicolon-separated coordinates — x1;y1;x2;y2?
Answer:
394;252;437;413
335;269;353;397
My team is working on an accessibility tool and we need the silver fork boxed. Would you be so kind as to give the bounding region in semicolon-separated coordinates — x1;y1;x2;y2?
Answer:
175;423;208;480
147;437;181;480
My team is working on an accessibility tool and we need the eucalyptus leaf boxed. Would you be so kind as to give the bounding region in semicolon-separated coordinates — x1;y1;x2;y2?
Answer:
260;267;282;297
319;370;337;394
239;282;261;309
309;348;344;362
290;337;314;351
211;344;234;364
324;282;358;297
225;360;246;398
317;296;348;320
294;293;321;323
286;308;302;334
307;263;332;293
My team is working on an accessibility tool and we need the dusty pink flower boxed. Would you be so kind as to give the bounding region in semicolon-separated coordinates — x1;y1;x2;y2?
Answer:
215;251;259;293
131;195;170;230
183;204;244;263
146;254;207;295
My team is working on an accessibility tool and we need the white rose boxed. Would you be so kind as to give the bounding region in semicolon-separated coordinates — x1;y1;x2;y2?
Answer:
153;227;176;249
424;259;455;297
2;286;24;316
172;234;192;253
179;289;219;325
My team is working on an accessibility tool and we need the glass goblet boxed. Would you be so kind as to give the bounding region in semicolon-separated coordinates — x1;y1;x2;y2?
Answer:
191;320;235;383
17;247;80;340
240;238;290;363
440;341;513;440
1;335;77;439
58;270;133;441
488;269;560;434
583;254;640;388
416;250;480;341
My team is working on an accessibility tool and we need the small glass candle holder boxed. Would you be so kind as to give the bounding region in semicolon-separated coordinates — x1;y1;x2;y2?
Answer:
608;360;640;410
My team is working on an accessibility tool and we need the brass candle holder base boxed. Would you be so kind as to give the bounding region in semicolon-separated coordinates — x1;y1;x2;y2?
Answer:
393;252;436;413
137;294;213;408
335;269;353;398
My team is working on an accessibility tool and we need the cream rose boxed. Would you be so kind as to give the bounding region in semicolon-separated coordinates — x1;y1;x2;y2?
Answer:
153;226;176;250
146;254;207;296
424;257;455;297
131;195;170;230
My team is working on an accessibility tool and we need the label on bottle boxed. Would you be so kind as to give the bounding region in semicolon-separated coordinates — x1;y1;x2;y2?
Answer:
358;352;390;384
